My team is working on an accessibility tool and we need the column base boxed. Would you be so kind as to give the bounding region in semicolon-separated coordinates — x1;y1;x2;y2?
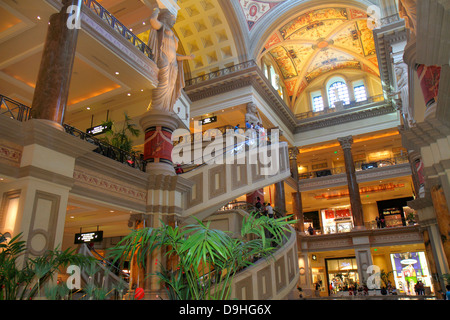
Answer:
146;161;176;176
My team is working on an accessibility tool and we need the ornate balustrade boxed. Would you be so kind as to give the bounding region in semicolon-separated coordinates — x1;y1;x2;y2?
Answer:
295;94;386;121
82;0;153;60
185;60;258;87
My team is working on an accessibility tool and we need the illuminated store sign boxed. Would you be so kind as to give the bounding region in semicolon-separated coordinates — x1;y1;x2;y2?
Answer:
86;124;111;136
74;231;103;244
200;116;217;125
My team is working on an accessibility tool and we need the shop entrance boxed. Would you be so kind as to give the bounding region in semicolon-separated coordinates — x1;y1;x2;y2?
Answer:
325;257;359;295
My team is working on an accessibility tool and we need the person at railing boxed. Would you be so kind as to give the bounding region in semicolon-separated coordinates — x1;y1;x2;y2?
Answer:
147;7;194;112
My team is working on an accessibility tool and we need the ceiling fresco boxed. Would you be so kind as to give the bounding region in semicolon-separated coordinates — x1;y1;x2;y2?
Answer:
238;0;287;30
261;6;380;108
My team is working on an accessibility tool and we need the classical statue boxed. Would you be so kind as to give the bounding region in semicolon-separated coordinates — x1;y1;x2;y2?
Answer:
147;8;194;112
245;102;262;125
394;62;414;127
398;0;417;36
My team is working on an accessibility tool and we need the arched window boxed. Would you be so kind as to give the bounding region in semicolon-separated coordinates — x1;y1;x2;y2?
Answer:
328;81;350;107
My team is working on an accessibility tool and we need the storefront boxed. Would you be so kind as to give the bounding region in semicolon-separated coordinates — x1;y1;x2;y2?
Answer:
325;257;359;294
321;207;354;234
377;197;414;228
390;251;434;295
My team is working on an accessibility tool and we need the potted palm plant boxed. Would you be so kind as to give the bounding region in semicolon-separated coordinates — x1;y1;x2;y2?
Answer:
107;212;296;300
0;233;93;300
100;112;141;156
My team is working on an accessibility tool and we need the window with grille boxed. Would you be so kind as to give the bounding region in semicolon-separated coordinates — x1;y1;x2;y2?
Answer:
354;84;367;102
312;95;324;112
328;81;350;107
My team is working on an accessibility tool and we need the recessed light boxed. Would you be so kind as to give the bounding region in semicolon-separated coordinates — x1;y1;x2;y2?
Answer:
142;22;146;25
127;93;131;96
110;210;115;213
37;16;41;20
86;107;91;110
115;72;120;75
70;216;74;219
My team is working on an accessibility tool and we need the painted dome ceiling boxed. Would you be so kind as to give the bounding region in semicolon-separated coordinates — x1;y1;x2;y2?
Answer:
260;6;380;108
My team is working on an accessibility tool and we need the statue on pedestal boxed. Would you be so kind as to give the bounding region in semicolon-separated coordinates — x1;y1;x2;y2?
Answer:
147;8;194;112
394;62;414;127
398;0;417;36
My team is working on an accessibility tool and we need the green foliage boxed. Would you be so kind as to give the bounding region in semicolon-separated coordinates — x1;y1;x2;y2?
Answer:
100;112;140;154
380;269;394;288
107;212;296;300
0;232;93;300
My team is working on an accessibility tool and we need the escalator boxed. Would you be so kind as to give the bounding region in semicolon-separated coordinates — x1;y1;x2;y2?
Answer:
173;130;291;222
76;244;129;300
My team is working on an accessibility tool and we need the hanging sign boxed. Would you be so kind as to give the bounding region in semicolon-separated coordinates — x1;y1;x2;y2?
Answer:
86;124;111;136
200;116;217;125
74;231;103;244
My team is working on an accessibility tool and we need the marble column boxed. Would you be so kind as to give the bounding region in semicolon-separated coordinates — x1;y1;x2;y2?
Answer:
30;0;82;129
338;136;365;230
289;147;304;232
274;181;286;215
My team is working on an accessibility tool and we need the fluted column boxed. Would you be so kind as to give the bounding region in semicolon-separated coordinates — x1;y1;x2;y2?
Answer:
30;0;82;129
338;136;365;230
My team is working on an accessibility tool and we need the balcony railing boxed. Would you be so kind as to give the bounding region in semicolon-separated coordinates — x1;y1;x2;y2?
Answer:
296;94;386;121
298;155;410;180
0;94;31;122
82;0;154;61
0;94;148;172
63;124;147;172
185;60;258;86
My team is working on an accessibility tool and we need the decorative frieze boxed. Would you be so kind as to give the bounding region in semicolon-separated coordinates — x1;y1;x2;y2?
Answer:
0;142;22;167
73;168;147;202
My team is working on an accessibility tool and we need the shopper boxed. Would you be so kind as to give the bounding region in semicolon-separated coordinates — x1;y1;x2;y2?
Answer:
307;224;314;235
417;281;425;295
255;197;262;212
376;216;381;228
446;285;450;300
266;203;274;218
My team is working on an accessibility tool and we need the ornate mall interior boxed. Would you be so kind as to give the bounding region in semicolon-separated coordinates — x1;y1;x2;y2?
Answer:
0;0;449;300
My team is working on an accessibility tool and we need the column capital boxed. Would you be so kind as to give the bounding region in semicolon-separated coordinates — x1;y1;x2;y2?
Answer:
338;136;354;150
289;147;299;160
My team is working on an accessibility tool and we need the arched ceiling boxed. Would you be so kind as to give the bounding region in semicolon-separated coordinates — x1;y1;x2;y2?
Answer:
259;6;380;110
172;0;240;78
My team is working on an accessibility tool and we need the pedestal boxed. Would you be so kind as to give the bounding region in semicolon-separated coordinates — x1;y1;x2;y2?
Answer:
139;109;181;176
